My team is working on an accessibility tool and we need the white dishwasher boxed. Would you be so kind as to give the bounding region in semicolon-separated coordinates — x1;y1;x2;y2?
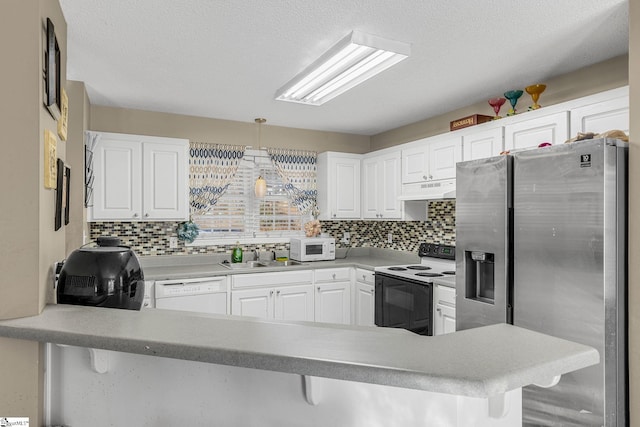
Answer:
154;276;228;314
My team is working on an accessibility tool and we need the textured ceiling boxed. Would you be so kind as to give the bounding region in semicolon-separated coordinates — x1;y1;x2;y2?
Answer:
59;0;629;136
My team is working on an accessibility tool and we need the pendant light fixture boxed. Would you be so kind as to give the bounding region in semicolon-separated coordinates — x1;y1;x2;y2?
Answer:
254;118;267;197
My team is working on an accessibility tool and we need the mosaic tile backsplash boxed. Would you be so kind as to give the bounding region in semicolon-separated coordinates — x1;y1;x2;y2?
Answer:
89;200;455;257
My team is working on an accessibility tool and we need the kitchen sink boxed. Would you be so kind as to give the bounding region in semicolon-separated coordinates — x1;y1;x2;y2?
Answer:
262;260;304;267
219;260;304;269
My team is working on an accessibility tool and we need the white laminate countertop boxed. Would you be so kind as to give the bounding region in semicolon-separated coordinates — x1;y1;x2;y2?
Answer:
0;304;598;398
140;248;420;281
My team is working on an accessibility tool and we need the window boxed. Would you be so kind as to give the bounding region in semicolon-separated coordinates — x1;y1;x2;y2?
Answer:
191;150;310;244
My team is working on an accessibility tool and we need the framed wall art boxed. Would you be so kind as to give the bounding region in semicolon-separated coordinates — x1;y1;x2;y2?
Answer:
44;129;57;189
55;158;64;230
58;87;68;141
64;166;71;225
44;17;61;120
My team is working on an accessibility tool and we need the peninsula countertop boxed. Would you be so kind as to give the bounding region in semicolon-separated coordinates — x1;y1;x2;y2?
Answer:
0;304;598;398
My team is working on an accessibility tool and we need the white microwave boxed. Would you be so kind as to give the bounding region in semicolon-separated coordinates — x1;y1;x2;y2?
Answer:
290;237;336;262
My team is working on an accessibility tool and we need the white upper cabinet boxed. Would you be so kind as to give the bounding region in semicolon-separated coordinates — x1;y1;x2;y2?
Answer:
428;135;463;180
570;95;629;135
317;152;361;220
401;135;462;184
362;150;401;219
143;142;189;219
92;136;143;220
462;127;504;161
90;132;189;221
401;143;429;184
504;111;569;151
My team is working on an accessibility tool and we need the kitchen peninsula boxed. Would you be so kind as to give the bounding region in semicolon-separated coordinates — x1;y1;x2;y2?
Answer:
0;304;598;427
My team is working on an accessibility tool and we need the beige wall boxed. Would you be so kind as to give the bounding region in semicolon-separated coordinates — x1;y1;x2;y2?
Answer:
0;0;67;424
629;1;638;425
0;0;67;317
90;106;371;154
371;55;629;150
65;81;90;254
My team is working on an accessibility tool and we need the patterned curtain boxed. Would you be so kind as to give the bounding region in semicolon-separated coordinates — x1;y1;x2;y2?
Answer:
267;148;318;217
189;143;246;215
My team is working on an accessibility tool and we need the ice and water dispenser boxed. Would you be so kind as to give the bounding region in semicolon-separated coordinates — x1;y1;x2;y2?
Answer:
464;251;495;304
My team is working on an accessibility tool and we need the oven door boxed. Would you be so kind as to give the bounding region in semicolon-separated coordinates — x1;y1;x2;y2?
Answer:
374;272;432;335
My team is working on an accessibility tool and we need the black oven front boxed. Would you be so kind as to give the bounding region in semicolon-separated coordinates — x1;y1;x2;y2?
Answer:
374;272;432;336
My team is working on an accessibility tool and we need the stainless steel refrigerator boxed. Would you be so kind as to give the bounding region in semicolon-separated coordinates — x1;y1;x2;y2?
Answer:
455;138;627;426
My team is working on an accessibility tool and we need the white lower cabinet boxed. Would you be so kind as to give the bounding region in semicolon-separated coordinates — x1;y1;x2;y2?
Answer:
231;285;314;321
433;284;456;335
231;270;314;321
230;267;373;326
314;268;351;325
354;269;375;327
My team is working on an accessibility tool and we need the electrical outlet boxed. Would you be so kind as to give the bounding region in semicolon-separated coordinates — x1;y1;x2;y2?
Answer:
342;232;350;244
169;236;178;249
387;233;393;244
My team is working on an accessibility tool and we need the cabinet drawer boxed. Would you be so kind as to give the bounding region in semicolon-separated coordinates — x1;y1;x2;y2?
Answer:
232;270;313;289
355;268;374;285
314;268;351;283
436;284;456;306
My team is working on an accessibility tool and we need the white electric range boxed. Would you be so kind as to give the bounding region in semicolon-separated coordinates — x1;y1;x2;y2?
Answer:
374;243;456;335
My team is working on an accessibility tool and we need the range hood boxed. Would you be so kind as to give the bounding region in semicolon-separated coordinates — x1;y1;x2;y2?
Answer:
398;178;456;201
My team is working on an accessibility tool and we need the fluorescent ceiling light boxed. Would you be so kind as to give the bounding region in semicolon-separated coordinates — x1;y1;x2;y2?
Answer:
275;31;411;106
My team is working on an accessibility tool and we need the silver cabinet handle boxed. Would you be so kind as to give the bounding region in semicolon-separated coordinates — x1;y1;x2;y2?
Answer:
436;307;441;313
429;174;433;180
317;286;321;292
362;275;366;280
423;175;428;180
332;213;336;218
144;213;149;218
270;290;274;296
332;273;336;280
133;213;138;218
370;289;374;295
276;290;281;296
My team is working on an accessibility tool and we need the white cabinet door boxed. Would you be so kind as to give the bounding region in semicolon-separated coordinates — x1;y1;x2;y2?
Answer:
570;96;629;135
317;153;361;220
379;152;401;218
435;303;456;335
333;157;361;219
231;288;273;319
355;282;375;327
315;282;351;324
362;151;401;219
92;137;142;220
463;127;504;160
142;141;188;220
504;111;569;151
433;284;456;335
401;143;429;184
361;157;380;219
274;284;314;322
429;135;462;180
